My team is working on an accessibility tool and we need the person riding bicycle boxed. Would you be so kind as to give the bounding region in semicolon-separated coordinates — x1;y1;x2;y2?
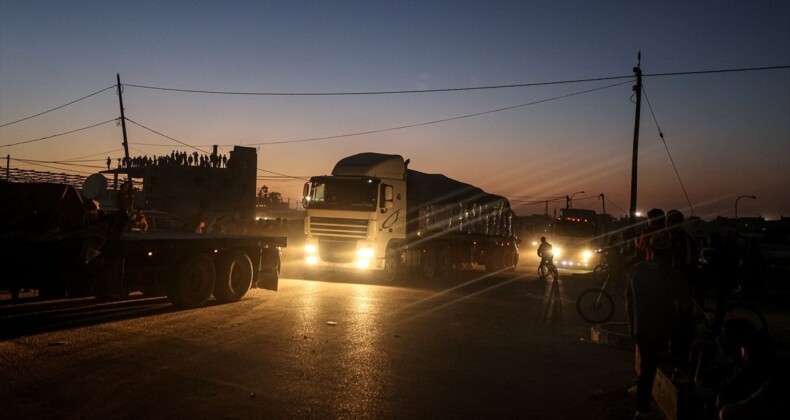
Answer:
537;237;554;271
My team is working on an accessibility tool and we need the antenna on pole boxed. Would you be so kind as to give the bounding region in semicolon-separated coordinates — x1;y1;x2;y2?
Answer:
628;52;642;224
117;73;130;162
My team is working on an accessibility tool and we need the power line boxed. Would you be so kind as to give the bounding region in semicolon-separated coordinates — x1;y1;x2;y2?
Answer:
121;65;789;97
13;157;105;170
0;85;115;127
0;118;119;148
124;117;306;179
642;85;697;217
124;118;211;155
125;75;633;96
249;81;632;146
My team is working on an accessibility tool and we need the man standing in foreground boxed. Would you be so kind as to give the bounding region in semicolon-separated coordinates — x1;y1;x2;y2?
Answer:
626;232;693;419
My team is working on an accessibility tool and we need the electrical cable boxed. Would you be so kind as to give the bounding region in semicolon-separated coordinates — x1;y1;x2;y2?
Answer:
249;81;632;145
0;85;115;127
125;75;633;96
0;118;119;148
124;117;306;179
124;118;211;155
642;86;697;217
121;65;789;97
11;157;104;174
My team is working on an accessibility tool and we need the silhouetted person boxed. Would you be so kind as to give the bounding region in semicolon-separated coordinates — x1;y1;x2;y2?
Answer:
195;216;207;234
635;208;665;262
716;327;777;419
708;232;739;335
130;209;148;233
666;209;698;371
537;236;554;271
626;232;692;418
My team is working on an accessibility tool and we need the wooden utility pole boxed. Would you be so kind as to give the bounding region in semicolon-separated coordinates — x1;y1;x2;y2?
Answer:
117;73;130;162
628;53;642;224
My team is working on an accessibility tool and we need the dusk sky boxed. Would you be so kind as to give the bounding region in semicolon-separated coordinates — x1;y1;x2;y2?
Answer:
1;1;788;220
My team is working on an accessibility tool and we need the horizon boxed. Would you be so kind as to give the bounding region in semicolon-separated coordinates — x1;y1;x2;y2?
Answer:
1;2;788;220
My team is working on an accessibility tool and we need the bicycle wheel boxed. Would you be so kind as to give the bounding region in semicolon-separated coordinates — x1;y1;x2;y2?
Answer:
576;288;616;324
724;303;769;333
549;265;559;280
538;264;548;279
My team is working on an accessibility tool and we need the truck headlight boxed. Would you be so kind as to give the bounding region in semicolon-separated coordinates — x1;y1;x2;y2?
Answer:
305;243;318;265
582;250;593;263
553;247;561;258
355;247;374;269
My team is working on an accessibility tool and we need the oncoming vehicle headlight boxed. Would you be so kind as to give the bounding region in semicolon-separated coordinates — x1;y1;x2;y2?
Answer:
355;247;374;269
305;244;317;255
553;247;561;258
582;250;593;263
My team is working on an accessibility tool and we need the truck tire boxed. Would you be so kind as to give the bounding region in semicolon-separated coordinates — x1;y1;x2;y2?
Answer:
213;251;253;303
258;255;281;290
382;247;402;283
484;250;501;272
169;253;215;308
504;248;518;272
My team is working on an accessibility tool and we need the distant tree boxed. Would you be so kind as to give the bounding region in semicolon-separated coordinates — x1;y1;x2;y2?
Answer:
256;185;285;209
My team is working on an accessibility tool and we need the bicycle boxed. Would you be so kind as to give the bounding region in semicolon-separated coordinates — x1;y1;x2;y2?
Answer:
538;260;559;281
576;260;632;324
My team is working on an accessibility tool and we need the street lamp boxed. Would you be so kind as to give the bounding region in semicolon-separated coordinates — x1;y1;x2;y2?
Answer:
735;195;756;219
567;191;584;209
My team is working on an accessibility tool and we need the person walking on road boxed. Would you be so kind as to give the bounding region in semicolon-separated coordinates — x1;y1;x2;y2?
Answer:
626;232;692;419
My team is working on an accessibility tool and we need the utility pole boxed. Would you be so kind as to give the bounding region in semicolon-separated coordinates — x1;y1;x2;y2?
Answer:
628;52;642;224
117;73;130;162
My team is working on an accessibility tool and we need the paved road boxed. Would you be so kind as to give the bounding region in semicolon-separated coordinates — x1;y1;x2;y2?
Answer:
1;264;786;419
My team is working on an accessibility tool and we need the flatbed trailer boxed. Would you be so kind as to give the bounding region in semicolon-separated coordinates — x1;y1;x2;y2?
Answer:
1;181;286;308
91;232;285;307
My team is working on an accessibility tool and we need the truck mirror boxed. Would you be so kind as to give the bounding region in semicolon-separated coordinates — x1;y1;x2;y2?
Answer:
301;197;309;209
302;182;310;198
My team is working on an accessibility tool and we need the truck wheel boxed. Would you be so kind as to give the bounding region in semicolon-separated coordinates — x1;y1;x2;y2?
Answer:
382;248;402;282
485;250;501;272
213;251;253;303
258;257;281;290
169;253;215;308
504;248;518;272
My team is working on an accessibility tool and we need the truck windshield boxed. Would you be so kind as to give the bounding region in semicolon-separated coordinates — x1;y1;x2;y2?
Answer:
308;177;380;211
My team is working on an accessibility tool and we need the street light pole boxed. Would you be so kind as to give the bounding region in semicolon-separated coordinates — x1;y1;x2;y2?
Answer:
735;195;757;219
568;191;584;209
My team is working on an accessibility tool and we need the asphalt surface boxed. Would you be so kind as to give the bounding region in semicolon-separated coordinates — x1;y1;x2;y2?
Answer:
1;261;787;420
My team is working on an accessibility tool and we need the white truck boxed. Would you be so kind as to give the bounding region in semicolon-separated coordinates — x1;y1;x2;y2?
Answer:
301;153;519;281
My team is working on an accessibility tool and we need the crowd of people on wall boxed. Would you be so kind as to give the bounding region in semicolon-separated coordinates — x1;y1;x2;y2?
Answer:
615;208;779;420
107;150;229;170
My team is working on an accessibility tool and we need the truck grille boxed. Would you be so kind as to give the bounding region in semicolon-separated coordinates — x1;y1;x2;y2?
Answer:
309;217;368;239
318;238;356;263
